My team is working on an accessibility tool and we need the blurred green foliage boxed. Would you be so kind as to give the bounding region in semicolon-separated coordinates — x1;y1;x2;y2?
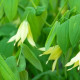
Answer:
0;0;80;80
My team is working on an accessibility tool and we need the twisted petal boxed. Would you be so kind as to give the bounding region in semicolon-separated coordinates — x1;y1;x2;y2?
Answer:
15;27;21;42
48;45;62;60
38;47;45;51
65;52;80;67
21;21;29;43
67;61;79;71
42;47;54;55
8;35;16;43
27;25;35;46
52;58;58;71
18;40;22;46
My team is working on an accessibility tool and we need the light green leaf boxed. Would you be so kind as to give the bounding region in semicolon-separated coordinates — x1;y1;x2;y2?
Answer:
0;55;18;80
18;55;26;72
40;0;49;8
57;20;70;53
45;21;60;50
0;0;4;19
0;23;16;36
21;44;43;72
6;56;20;80
0;38;14;58
3;0;19;21
69;14;80;47
20;70;28;80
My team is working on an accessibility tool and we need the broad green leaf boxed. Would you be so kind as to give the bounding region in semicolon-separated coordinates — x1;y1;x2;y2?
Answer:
45;21;60;50
23;7;47;42
6;56;20;80
0;72;4;80
18;55;26;72
57;20;70;53
0;55;18;80
21;44;43;72
20;70;28;80
0;38;14;58
3;0;19;21
0;23;16;36
69;14;80;47
68;0;80;13
40;0;49;8
0;0;4;19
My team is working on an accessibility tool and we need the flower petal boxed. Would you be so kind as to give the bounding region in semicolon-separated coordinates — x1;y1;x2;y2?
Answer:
15;28;21;42
38;47;45;51
67;61;79;71
8;35;16;43
42;47;54;55
27;25;35;46
17;40;22;46
52;58;58;71
65;52;80;67
21;21;28;43
48;45;62;60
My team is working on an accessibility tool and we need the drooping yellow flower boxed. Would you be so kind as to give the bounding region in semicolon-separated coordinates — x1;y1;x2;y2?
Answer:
8;20;35;46
65;51;80;71
39;45;62;71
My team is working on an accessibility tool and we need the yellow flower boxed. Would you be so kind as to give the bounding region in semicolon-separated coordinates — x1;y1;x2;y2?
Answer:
8;20;35;46
65;51;80;71
39;45;62;71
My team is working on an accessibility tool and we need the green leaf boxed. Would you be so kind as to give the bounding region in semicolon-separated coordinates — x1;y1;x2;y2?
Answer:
0;38;14;58
0;23;16;36
20;70;28;80
40;0;49;8
68;0;80;13
18;55;26;72
45;21;60;50
57;20;70;53
3;0;19;21
21;44;43;72
0;55;18;80
0;0;4;19
0;72;4;80
6;56;20;80
69;14;80;47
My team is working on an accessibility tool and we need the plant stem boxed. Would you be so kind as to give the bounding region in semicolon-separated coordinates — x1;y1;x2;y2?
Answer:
17;48;22;65
51;0;68;26
56;61;59;75
64;48;72;79
29;0;37;9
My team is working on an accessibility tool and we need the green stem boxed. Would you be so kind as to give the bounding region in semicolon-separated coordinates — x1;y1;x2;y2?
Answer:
51;0;68;26
56;61;59;75
17;47;22;65
64;48;72;79
29;0;37;9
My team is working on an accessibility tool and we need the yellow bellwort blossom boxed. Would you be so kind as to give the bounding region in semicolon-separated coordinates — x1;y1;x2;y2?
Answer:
39;45;62;71
65;51;80;71
8;20;35;46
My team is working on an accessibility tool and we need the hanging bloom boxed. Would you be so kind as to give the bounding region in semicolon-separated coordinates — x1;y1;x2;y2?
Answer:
39;45;62;71
65;51;80;71
8;20;35;46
